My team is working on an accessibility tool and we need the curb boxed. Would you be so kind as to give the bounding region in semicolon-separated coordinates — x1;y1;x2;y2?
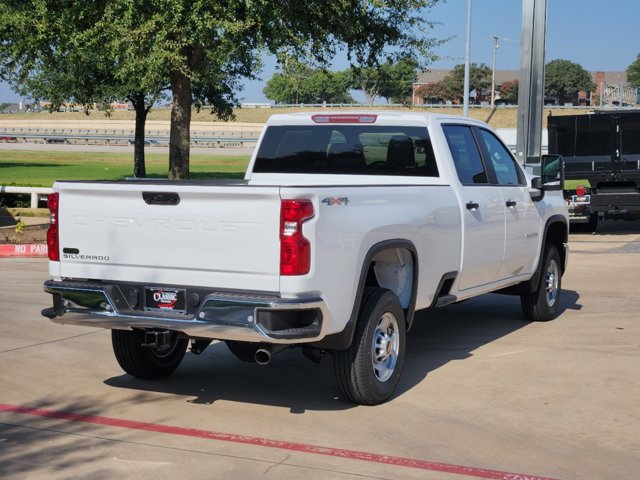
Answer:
0;244;48;258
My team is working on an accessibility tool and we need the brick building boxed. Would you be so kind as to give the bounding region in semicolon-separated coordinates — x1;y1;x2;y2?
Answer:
412;69;629;106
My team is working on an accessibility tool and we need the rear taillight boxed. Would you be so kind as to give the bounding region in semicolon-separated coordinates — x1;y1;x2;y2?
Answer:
575;185;587;196
280;199;314;275
47;193;59;261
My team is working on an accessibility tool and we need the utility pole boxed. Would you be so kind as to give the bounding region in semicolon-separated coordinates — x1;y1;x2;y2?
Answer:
516;0;547;165
463;0;472;116
490;35;500;106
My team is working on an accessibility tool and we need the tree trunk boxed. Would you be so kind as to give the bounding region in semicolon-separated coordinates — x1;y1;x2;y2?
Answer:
361;80;378;107
169;69;192;180
365;92;376;106
131;94;148;178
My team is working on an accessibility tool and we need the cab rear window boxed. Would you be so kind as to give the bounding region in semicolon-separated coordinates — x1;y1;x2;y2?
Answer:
253;125;439;177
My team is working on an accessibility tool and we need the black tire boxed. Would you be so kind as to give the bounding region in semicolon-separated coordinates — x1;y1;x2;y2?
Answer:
520;244;562;322
570;214;598;234
582;214;598;233
333;287;406;405
111;329;188;378
225;340;260;363
569;222;583;233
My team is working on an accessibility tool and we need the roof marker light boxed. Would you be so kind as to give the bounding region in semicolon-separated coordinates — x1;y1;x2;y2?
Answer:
311;114;377;124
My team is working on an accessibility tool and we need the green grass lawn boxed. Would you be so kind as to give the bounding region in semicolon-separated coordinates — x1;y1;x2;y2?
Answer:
0;150;251;187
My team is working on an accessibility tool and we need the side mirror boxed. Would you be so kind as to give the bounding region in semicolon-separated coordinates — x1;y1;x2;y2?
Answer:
529;177;544;201
540;154;564;191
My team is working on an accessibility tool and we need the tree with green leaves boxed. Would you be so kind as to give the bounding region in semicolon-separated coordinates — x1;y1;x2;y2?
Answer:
0;1;168;177
544;59;595;105
1;0;443;179
264;61;353;104
627;53;640;88
350;57;420;106
140;0;443;178
440;63;492;104
379;57;420;104
302;70;353;104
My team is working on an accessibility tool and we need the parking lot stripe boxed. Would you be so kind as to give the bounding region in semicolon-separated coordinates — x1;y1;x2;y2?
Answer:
0;403;559;480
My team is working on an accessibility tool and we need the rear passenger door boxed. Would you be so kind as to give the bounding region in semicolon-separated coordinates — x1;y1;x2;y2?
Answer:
476;128;539;279
443;125;505;290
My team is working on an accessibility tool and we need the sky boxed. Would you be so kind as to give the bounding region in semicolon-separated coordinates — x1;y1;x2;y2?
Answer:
1;0;639;104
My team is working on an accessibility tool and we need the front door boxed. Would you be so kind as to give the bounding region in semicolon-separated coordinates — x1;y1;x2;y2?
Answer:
475;128;539;279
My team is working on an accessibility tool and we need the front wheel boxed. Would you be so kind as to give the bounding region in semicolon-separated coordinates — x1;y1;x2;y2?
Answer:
333;288;406;405
111;329;188;378
520;244;562;322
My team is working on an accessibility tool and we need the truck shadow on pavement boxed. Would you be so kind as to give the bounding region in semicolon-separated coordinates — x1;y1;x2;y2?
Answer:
104;290;581;412
577;219;640;236
398;289;581;397
0;395;159;480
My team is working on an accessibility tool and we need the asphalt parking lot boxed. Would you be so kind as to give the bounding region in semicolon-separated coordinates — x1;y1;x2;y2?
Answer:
1;222;639;480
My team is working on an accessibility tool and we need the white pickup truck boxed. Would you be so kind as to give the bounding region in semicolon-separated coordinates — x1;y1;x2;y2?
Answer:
42;112;568;405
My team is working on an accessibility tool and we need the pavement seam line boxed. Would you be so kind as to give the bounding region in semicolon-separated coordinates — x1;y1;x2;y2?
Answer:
0;330;103;354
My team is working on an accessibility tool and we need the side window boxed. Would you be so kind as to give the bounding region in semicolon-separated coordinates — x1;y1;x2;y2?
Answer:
477;129;524;185
443;125;488;184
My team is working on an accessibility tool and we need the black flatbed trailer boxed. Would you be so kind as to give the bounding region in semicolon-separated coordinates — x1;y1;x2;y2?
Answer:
548;110;640;231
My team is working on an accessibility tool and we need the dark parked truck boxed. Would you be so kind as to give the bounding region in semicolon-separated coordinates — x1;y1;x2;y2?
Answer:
548;110;640;231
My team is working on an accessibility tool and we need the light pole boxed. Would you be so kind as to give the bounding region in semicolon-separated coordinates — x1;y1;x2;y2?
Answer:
490;35;500;106
463;0;472;116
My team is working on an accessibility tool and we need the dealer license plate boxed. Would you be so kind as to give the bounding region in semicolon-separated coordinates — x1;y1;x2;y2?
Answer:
144;287;186;313
571;194;590;205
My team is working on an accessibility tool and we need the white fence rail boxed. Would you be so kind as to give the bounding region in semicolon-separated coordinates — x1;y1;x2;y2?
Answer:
0;186;53;208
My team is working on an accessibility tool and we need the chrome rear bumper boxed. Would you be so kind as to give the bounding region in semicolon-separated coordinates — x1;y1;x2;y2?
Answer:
43;280;327;344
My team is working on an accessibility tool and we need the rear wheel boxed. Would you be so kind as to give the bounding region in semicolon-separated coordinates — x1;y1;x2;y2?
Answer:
333;288;406;405
570;214;598;233
111;329;188;378
582;214;598;233
520;244;562;322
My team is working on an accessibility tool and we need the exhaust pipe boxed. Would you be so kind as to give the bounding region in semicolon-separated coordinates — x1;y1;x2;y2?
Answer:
254;344;289;365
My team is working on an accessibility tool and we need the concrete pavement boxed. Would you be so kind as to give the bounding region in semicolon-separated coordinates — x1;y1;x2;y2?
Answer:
1;222;639;480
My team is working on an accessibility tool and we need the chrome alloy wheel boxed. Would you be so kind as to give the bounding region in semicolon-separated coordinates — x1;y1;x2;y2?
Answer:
371;312;400;382
545;258;560;307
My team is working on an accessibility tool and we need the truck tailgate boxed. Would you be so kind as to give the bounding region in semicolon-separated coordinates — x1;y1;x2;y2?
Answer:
55;181;281;292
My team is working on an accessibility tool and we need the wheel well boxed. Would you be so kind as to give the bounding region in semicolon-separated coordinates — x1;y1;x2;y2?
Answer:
312;242;418;350
364;247;415;310
545;221;568;273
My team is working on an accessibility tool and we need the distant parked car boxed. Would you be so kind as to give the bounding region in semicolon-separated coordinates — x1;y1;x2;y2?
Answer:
128;139;159;145
0;136;17;142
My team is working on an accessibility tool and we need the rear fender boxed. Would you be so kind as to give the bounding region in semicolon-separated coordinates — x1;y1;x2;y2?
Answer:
312;239;418;350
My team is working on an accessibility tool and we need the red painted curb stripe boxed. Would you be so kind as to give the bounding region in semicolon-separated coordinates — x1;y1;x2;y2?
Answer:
0;403;558;480
0;244;48;257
